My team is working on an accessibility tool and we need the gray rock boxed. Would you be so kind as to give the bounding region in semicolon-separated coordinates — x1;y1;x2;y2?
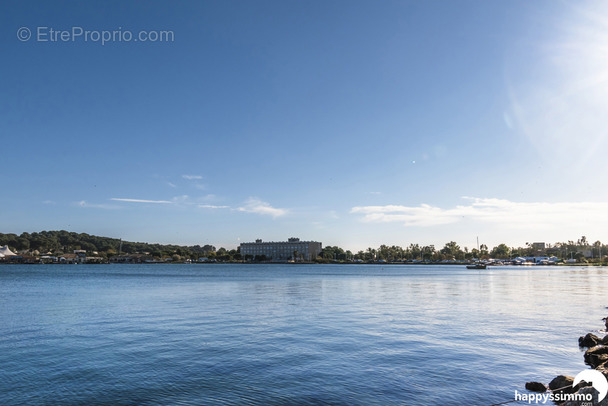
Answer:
585;346;608;368
597;363;608;377
561;386;608;406
580;333;601;347
590;354;608;369
525;381;547;392
549;375;578;395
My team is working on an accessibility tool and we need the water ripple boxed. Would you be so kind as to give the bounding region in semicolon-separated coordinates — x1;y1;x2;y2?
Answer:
0;264;602;405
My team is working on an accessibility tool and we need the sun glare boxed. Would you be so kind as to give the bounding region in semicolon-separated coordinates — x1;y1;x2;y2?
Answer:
507;0;608;175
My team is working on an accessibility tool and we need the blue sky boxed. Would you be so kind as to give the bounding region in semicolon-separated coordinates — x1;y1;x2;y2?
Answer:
3;0;608;252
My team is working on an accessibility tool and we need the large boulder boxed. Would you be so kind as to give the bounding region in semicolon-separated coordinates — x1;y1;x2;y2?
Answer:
549;375;579;395
601;335;608;345
580;333;601;347
589;354;608;369
596;363;608;380
525;381;547;392
585;346;608;368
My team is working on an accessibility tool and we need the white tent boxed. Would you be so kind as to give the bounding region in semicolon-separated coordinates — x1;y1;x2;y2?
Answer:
0;245;17;257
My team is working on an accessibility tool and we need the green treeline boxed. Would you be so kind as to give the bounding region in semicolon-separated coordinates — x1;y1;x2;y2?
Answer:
0;231;603;263
322;236;603;262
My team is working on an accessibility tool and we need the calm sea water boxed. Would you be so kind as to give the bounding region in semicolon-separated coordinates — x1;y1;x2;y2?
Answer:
0;264;605;405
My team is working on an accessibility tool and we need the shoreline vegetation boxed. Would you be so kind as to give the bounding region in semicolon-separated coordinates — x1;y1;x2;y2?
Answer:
1;231;607;266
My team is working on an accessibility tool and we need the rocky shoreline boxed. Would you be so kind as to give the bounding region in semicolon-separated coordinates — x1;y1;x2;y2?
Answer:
525;322;608;405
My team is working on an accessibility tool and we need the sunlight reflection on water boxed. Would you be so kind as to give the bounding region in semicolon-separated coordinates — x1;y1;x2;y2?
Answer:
0;264;605;405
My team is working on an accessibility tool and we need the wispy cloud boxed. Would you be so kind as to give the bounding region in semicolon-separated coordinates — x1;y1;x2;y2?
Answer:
182;175;203;180
351;197;608;229
180;175;206;191
75;200;120;210
237;198;288;218
199;204;230;209
199;194;218;202
111;198;172;204
91;196;286;217
111;195;216;207
170;195;190;204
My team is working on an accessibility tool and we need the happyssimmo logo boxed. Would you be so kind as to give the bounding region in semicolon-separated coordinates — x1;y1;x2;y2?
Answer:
515;369;608;404
573;369;608;402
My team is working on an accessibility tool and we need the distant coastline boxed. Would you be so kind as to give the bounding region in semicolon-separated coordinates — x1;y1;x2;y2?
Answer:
1;230;605;266
2;259;606;267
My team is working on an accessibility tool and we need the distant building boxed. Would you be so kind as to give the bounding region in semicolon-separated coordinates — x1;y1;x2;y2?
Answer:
240;238;322;262
110;254;153;263
74;250;87;263
60;254;79;264
532;242;546;255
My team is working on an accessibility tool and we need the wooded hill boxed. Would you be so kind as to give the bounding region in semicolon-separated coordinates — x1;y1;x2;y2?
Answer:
0;231;216;259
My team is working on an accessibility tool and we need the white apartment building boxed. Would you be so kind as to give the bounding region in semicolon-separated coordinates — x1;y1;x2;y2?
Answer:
240;238;322;262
